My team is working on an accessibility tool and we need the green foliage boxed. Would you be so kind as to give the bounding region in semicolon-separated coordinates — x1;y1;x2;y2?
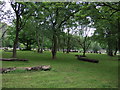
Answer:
2;2;119;56
91;42;101;52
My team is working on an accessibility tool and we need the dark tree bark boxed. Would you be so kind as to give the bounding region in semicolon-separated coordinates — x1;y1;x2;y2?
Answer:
107;42;113;56
40;36;44;53
118;18;120;54
62;36;66;53
49;5;80;59
52;33;57;59
12;33;19;57
83;47;86;57
66;29;71;54
66;38;70;53
114;47;118;55
36;34;41;53
12;14;19;58
63;48;65;53
11;3;26;57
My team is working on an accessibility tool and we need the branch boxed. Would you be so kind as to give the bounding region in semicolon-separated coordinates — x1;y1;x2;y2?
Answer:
58;9;80;29
19;15;30;31
98;3;120;12
86;41;91;50
110;10;118;17
1;30;7;38
0;24;6;29
77;38;84;48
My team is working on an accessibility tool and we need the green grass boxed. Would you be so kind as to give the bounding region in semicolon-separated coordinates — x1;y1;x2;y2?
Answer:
1;51;119;88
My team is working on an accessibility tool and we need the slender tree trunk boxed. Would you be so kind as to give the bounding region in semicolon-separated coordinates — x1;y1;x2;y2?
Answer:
12;15;19;58
114;47;118;55
35;29;41;53
57;36;60;51
82;40;86;57
107;43;113;56
63;37;66;53
118;18;120;53
25;40;31;50
66;29;70;53
63;48;65;53
12;30;19;58
83;47;86;57
114;40;118;55
40;36;44;53
37;37;41;53
52;34;57;59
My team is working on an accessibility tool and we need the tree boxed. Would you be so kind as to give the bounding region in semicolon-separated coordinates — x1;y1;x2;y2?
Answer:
75;26;92;56
92;42;101;53
42;2;83;59
19;18;36;50
88;2;119;56
10;2;35;57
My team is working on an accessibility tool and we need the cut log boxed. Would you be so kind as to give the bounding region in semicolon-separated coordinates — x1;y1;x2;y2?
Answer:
0;58;28;61
25;65;51;71
0;67;16;73
26;66;42;71
75;56;99;63
41;65;51;71
0;65;51;73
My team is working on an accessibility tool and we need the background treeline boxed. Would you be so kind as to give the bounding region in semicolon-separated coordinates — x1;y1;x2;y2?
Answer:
0;2;119;59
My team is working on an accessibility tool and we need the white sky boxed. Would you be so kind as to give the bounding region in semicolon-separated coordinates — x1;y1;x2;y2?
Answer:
0;0;15;25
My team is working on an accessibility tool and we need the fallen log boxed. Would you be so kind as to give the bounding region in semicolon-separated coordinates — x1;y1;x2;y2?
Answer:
25;65;51;71
0;67;16;73
41;65;51;71
75;56;99;63
0;65;51;73
0;58;28;61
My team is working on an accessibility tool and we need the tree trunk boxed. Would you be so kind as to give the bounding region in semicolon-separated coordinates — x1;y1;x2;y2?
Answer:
82;41;86;57
26;40;31;50
63;38;66;53
107;50;113;56
12;30;19;58
107;44;113;56
52;34;57;59
83;47;86;57
118;18;120;54
66;29;70;53
66;47;70;53
36;30;41;53
114;45;118;55
63;48;65;53
40;36;44;53
12;15;19;58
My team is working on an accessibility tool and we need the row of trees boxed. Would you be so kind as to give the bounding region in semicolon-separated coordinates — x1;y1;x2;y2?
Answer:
0;2;119;59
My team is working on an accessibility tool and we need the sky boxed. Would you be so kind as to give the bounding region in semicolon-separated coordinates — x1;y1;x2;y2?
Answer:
0;0;14;25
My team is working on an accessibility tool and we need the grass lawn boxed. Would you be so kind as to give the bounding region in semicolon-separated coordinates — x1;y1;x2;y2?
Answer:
1;51;119;88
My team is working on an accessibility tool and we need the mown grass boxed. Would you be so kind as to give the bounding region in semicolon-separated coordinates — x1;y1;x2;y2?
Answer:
1;51;119;88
